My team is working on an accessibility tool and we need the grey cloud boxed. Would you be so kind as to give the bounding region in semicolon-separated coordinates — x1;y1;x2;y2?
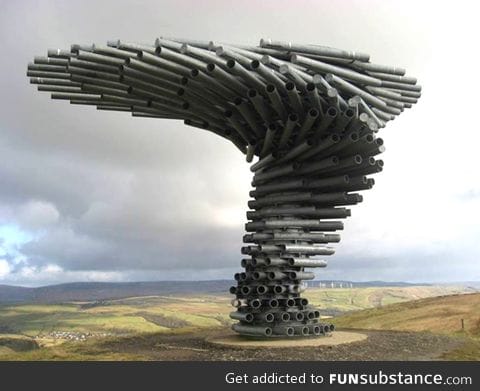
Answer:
0;0;479;285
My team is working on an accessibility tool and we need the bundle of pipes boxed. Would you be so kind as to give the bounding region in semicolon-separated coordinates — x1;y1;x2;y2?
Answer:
28;37;420;339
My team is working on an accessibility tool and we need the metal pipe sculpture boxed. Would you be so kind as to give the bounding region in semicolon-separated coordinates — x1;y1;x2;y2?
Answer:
28;37;421;338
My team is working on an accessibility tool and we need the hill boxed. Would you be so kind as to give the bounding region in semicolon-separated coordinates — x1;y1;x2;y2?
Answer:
334;292;480;360
334;292;480;335
0;289;477;360
1;280;476;303
0;281;231;303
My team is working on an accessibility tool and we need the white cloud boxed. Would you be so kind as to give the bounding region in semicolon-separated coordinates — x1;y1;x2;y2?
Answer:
0;259;10;278
17;200;60;230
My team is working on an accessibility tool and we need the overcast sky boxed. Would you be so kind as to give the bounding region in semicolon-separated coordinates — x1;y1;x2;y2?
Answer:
0;0;479;286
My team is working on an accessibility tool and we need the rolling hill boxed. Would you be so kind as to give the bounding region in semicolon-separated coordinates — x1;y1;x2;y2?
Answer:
334;292;480;360
334;292;480;335
0;280;455;303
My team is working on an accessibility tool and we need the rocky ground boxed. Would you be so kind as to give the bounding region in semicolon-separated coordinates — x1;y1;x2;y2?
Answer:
98;328;464;361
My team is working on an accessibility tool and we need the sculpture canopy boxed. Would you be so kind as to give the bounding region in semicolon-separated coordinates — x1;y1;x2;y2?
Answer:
27;37;420;163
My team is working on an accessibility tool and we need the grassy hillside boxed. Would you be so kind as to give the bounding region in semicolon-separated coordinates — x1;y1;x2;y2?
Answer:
334;292;480;360
0;286;475;360
307;285;468;314
334;292;480;334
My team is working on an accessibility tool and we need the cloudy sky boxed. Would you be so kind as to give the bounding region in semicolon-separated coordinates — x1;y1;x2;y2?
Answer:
0;0;479;286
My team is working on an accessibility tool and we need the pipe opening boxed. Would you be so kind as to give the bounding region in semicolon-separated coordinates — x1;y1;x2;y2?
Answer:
288;113;298;122
309;108;319;117
266;84;275;93
251;60;260;69
302;326;309;336
257;285;267;294
327;107;338;117
345;108;355;117
282;313;290;322
286;327;294;336
248;89;257;98
265;328;273;336
226;59;235;68
190;69;199;77
306;82;315;91
269;299;279;308
206;63;215;72
245;314;254;322
285;81;295;91
332;134;341;142
265;313;274;322
295;312;304;321
251;299;261;308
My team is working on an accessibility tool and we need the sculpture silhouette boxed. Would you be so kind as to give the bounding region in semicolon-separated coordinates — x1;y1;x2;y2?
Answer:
28;37;421;338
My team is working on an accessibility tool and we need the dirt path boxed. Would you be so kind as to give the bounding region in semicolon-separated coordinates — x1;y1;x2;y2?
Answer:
99;327;464;361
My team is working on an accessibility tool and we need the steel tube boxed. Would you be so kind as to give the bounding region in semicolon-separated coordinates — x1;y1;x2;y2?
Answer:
292;54;382;86
260;38;370;61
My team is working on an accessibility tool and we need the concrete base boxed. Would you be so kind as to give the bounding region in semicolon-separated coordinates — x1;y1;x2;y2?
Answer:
206;331;367;349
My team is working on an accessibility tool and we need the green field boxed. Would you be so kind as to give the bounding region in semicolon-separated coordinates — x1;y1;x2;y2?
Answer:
0;285;474;360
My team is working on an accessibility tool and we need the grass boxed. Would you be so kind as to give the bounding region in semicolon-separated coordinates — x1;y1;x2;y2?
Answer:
0;286;476;360
333;293;480;335
333;292;480;360
307;285;468;312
